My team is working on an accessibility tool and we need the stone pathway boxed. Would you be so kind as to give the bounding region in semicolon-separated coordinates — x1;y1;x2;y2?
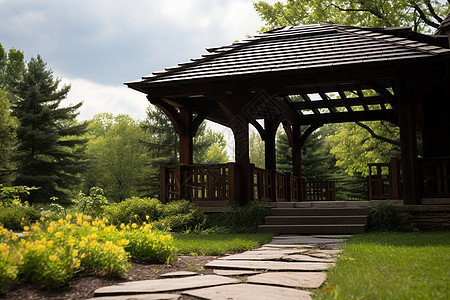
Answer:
90;235;347;300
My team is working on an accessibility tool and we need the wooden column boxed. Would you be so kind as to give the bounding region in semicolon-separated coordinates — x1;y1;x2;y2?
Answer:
398;79;420;205
292;124;304;201
264;119;277;172
231;117;252;205
179;107;193;164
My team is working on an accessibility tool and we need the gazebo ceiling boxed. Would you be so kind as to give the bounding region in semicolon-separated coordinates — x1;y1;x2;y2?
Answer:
126;23;450;127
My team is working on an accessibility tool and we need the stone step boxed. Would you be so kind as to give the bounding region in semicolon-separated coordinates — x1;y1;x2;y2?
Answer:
265;215;368;225
421;198;450;205
258;224;366;234
270;207;369;216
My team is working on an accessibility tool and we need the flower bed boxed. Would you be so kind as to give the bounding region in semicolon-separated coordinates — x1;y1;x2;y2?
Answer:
0;213;175;289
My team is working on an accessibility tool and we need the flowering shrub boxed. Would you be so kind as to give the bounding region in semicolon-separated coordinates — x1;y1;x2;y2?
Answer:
0;213;175;290
75;187;109;216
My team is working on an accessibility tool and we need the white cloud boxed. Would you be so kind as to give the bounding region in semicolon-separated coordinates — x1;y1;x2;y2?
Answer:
60;77;148;122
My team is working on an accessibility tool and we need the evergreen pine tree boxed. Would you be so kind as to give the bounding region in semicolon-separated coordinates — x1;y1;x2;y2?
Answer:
12;55;88;203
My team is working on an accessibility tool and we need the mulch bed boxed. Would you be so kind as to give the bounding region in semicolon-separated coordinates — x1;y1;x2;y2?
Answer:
1;255;217;300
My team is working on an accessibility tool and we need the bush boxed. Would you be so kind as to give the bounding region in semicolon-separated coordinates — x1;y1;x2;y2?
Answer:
153;200;206;232
123;223;175;263
0;205;40;230
0;214;176;290
75;187;109;216
103;197;161;225
210;204;270;233
369;203;415;232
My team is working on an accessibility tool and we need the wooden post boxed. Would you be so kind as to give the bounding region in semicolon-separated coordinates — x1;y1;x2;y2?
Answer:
292;124;303;200
398;79;420;205
231;117;252;205
179;107;193;165
160;166;168;203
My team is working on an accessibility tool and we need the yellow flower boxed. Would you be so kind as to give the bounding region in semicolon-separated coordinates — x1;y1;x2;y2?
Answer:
77;219;82;225
66;214;72;221
55;231;63;238
79;241;86;247
0;243;6;251
82;221;89;228
145;215;149;220
47;227;54;233
40;216;45;222
86;216;92;220
12;234;18;241
32;225;39;231
23;226;30;231
37;244;46;253
72;249;79;257
47;241;54;248
22;232;29;237
131;223;137;229
81;253;86;258
68;238;75;247
120;223;125;229
49;254;57;261
58;219;64;225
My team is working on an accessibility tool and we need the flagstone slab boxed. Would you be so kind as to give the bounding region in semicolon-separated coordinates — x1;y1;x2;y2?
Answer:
218;252;284;261
213;269;261;276
86;294;180;300
268;237;344;245
94;275;239;297
281;254;336;263
248;248;308;254
182;283;312;300
205;260;332;271
247;271;327;289
160;271;197;278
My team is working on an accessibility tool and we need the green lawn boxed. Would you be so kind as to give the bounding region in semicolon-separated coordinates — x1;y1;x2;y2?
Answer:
173;233;274;256
315;232;450;300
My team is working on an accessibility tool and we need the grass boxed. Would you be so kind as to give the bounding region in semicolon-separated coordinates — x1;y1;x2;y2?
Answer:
314;232;450;300
172;233;275;256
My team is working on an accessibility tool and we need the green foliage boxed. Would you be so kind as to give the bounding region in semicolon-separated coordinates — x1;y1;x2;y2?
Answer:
369;203;415;232
103;197;162;225
12;55;88;204
153;200;206;233
104;198;206;233
0;205;40;230
0;89;18;183
0;237;18;289
172;233;274;256
328;121;400;176
124;224;175;263
249;131;265;168
84;113;148;202
210;204;270;233
75;187;109;216
254;0;449;33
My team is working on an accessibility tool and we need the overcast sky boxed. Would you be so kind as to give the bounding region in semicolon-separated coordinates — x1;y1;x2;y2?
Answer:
0;0;278;122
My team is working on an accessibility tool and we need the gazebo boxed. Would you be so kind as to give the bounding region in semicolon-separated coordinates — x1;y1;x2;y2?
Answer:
126;22;450;214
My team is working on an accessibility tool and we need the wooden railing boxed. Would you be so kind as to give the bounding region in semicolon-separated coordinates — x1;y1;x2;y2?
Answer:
368;157;450;200
419;157;450;197
304;180;336;201
161;163;337;205
368;158;401;200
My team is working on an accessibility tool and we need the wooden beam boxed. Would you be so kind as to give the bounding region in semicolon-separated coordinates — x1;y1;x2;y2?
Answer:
291;95;390;110
318;92;337;113
300;94;320;115
300;124;323;148
148;96;184;134
298;110;397;125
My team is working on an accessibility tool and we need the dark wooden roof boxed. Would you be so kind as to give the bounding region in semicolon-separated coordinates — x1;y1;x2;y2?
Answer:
127;23;449;89
126;23;450;128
